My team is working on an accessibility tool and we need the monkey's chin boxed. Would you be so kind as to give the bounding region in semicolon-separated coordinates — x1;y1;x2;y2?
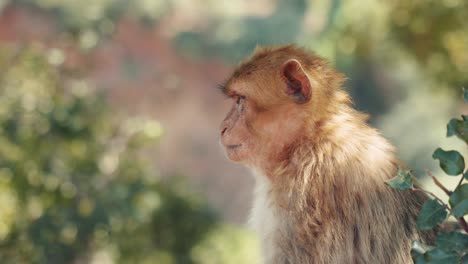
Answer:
224;147;245;162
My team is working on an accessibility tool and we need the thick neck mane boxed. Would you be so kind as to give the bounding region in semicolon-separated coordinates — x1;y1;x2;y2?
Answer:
264;95;404;262
272;96;397;212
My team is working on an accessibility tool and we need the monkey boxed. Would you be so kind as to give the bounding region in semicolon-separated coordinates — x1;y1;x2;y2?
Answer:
218;45;434;264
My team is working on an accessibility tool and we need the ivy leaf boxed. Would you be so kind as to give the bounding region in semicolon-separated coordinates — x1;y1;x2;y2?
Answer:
412;247;460;264
385;169;413;190
447;118;468;144
417;199;448;230
432;148;465;176
424;248;460;264
435;231;468;251
465;171;468;180
411;249;426;264
464;87;468;102
462;253;468;264
449;184;468;218
411;240;430;254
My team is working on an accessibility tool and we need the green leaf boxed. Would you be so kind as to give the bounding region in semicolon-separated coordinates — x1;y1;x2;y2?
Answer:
435;231;468;251
446;119;459;137
412;247;460;264
417;199;448;230
424;248;460;264
432;148;465;175
462;253;468;264
449;184;468;217
385;169;413;190
411;240;430;254
412;249;426;264
447;118;468;144
464;87;468;102
465;171;468;180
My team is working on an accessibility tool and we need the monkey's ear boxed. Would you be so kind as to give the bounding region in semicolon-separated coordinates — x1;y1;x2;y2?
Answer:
280;59;311;104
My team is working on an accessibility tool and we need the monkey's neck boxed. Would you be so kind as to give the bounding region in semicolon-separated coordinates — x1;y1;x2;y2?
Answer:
268;103;396;215
250;104;398;263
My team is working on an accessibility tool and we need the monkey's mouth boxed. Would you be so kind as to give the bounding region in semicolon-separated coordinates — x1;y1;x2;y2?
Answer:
226;144;242;150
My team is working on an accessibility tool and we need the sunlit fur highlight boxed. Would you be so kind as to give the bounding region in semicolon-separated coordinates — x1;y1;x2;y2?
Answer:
221;45;434;264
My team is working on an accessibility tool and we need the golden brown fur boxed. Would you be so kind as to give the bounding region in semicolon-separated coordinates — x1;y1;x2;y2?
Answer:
219;44;433;263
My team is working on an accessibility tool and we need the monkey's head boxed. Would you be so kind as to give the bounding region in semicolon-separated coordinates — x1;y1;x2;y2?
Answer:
219;45;343;174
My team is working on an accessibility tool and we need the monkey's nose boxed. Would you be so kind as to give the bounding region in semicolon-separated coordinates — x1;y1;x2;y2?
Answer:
221;127;227;136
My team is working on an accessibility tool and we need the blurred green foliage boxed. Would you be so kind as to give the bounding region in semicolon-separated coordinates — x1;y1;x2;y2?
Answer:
0;47;258;263
6;0;466;92
174;0;307;61
388;0;468;90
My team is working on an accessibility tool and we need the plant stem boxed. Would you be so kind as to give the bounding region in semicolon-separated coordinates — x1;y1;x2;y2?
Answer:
457;217;468;233
413;169;468;231
411;187;451;211
455;174;468;232
425;169;451;196
455;173;465;190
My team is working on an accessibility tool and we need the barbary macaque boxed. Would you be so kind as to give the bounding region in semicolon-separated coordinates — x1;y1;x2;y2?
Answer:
219;45;433;263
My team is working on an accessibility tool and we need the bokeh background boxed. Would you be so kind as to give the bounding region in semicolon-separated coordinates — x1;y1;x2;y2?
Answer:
0;0;466;263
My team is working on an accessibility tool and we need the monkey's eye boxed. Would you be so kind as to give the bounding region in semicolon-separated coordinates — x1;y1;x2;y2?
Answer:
235;95;245;105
